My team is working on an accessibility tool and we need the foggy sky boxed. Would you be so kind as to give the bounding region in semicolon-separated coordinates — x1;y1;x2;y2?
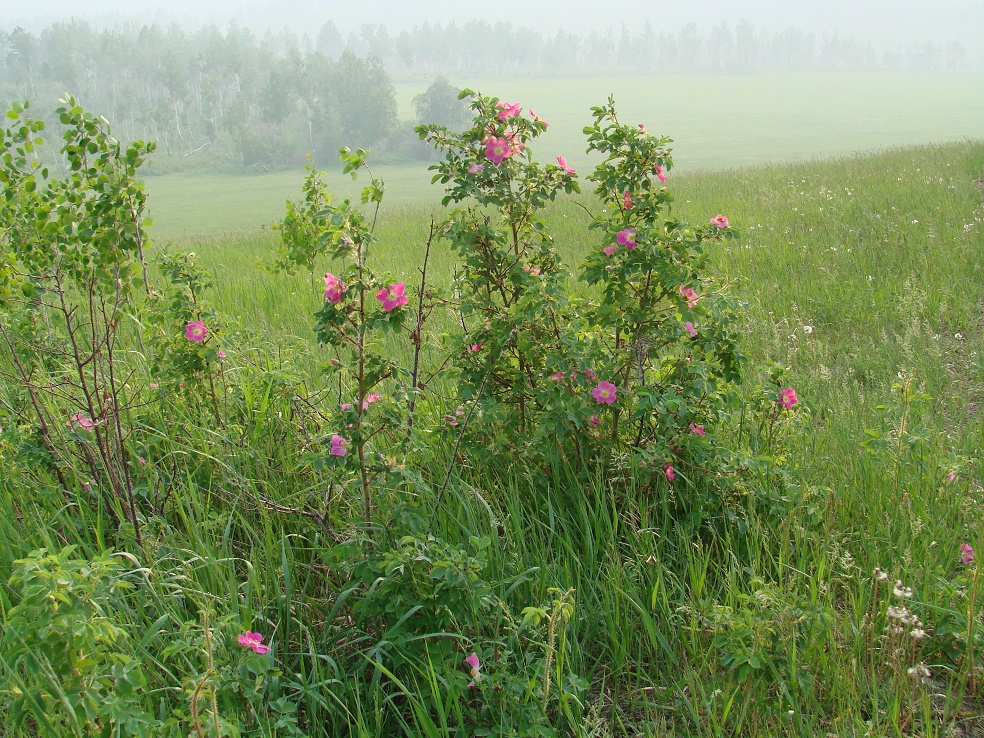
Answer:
4;0;982;51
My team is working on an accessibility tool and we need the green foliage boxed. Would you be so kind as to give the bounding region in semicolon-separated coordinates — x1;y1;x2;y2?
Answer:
144;249;225;383
413;76;473;131
328;505;585;736
710;579;832;708
1;547;158;736
412;91;801;526
0;96;158;542
270;157;336;275
1;90;983;737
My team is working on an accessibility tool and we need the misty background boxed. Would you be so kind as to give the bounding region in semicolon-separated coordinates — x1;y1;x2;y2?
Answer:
7;0;984;52
1;1;982;174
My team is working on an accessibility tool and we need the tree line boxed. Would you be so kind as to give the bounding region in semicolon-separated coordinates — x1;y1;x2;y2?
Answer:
329;19;972;76
0;19;972;171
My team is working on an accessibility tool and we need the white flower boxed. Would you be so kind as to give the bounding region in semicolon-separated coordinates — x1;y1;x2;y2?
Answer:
887;605;912;624
803;325;814;334
893;581;913;599
907;663;931;683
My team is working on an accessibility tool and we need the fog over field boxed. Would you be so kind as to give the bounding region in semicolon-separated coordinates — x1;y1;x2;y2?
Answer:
2;0;982;223
4;0;983;56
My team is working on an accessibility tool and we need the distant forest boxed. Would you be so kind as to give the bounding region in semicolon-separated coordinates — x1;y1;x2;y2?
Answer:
0;19;974;171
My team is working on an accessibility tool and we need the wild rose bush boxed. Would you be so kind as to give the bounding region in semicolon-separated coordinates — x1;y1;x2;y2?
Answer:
0;93;803;543
0;94;808;735
415;92;790;514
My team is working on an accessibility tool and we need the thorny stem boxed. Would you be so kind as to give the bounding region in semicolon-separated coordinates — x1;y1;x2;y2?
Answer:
407;220;436;435
355;238;371;525
969;563;979;693
100;288;143;550
0;322;71;490
431;366;493;520
127;195;151;295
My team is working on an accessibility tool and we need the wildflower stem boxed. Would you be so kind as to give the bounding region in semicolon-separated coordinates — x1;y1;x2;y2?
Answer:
407;220;436;436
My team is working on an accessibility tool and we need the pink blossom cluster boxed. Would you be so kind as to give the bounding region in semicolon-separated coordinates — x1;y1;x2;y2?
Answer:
484;132;524;164
445;405;466;427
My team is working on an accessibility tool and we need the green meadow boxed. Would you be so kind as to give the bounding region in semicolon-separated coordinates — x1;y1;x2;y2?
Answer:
145;72;984;238
3;72;984;735
143;140;984;733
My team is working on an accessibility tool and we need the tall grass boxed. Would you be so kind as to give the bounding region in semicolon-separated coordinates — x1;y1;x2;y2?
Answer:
2;140;983;735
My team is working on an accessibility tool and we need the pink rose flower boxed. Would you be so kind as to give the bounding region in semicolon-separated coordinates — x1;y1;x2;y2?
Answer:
484;137;512;164
961;542;975;565
495;101;521;120
70;413;94;430
504;131;524;155
465;651;481;686
663;464;675;481
185;320;208;342
238;631;270;655
711;214;730;229
556;156;576;175
468;162;484;174
679;286;698;308
324;272;345;303
780;388;798;409
689;422;705;436
591;380;617;405
529;109;548;126
330;434;349;457
623;190;634;210
377;282;409;312
654;164;667;183
588;415;602;427
946;471;956;483
603;244;617;257
685;321;697;337
616;228;637;249
550;371;565;380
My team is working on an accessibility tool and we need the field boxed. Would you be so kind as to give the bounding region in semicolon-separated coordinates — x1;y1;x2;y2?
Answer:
145;71;984;238
2;75;984;736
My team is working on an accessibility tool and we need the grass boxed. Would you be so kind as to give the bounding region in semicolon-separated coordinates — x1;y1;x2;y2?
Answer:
2;134;984;735
145;71;984;238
